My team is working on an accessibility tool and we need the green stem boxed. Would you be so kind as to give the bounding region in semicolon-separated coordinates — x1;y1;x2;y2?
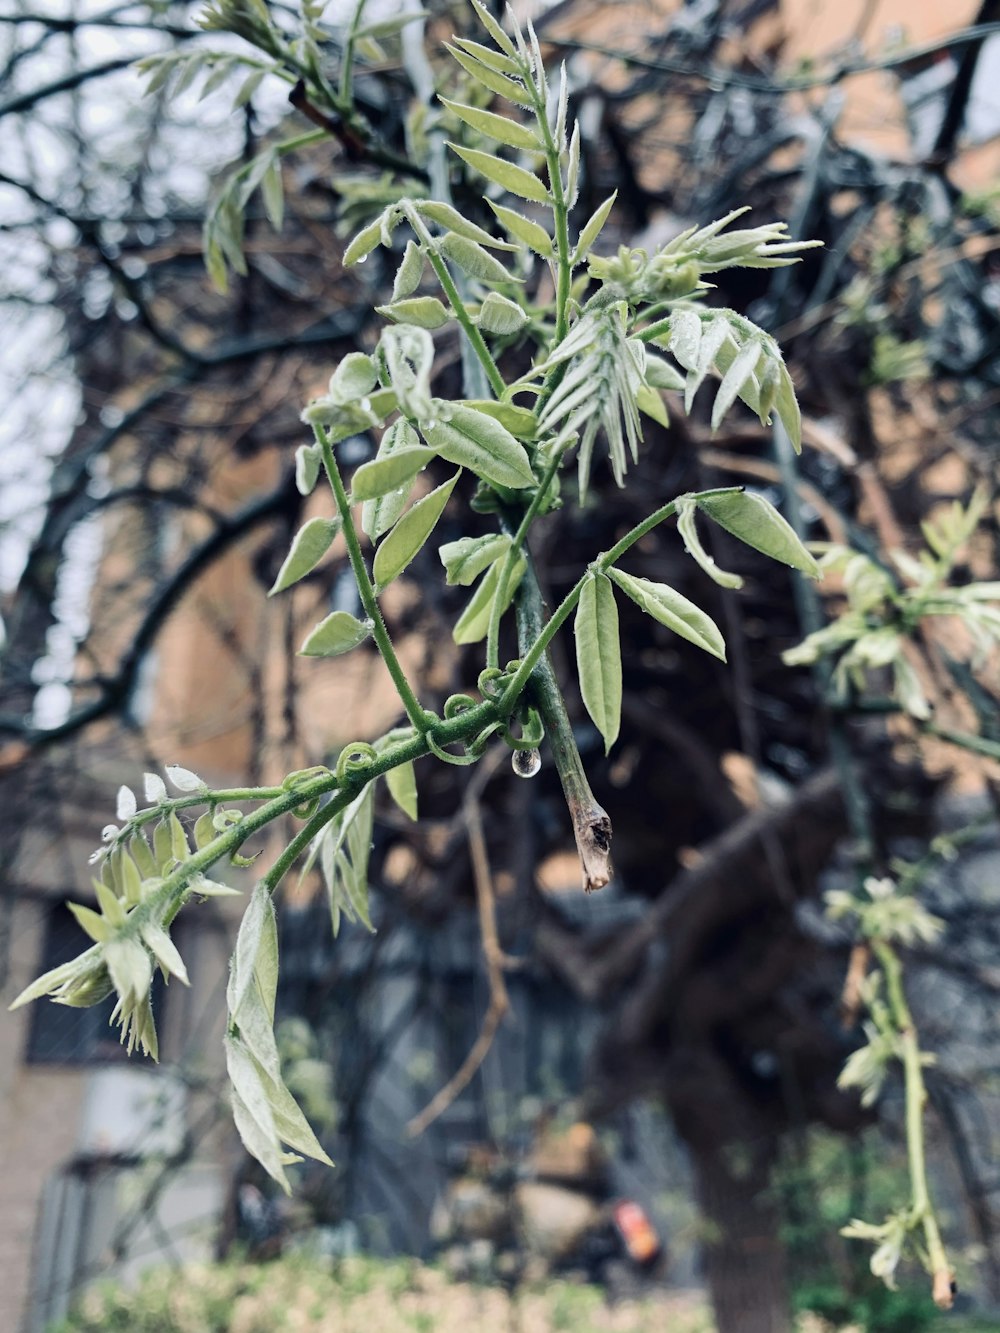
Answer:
315;425;431;733
339;0;369;108
514;554;612;892
922;724;1000;762
148;699;504;924
874;940;953;1305
498;486;742;713
532;90;572;344
404;205;506;399
486;451;563;669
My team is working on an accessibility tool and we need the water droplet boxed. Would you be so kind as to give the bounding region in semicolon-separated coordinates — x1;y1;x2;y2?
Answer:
512;748;541;779
357;254;369;264
360;397;371;412
425;419;438;431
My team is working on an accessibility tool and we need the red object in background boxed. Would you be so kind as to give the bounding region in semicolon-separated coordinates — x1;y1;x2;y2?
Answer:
611;1199;661;1265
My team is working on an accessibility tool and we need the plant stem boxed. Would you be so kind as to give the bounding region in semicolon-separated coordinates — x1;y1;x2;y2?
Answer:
404;205;506;398
498;486;742;712
486;451;563;669
143;697;504;923
874;939;954;1309
339;0;369;108
514;554;612;892
532;86;572;344
316;425;431;734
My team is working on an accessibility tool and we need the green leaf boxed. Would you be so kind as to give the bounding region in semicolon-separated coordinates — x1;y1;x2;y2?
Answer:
343;216;384;266
452;553;526;645
376;296;450;328
356;10;427;39
373;472;460;591
68;902;111;943
635;382;669;428
227;1054;293;1193
391;240;425;299
486;201;553;257
351;447;435;501
440;232;519;285
774;362;802;452
676;497;743;589
421;404;535;489
447;143;549;203
575;571;622;754
644;353;686;391
450;36;521;76
362;419;421;541
459;399;536;439
268;517;341;596
444;43;535;107
439;533;511;585
469;0;518;57
413;200;517;250
477;292;528;334
608;568;726;660
696;491;820;577
261;154;283;230
328;352;377;405
573;191;617;264
141;921;189;984
385;761;418;821
439;96;540;150
711;337;762;429
299;611;372;657
295;443;322;496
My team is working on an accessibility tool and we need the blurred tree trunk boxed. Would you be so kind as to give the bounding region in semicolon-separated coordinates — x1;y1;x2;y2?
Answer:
687;1126;791;1333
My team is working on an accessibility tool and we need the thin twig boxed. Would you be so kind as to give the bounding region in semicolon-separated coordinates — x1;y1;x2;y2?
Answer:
406;753;511;1136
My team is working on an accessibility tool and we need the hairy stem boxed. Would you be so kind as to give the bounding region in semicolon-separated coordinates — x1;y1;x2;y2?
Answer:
316;425;430;733
874;939;954;1309
404;205;505;398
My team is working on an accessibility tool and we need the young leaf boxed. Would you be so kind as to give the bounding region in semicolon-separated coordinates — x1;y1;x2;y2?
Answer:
385;760;418;821
477;292;528;334
268;517;341;596
300;611;372;658
573;191;617;265
575;571;622;754
343;216;385;266
711;337;762;429
261;154;283;230
447;144;549;203
676;500;743;590
373;472;460;591
392;240;425;299
414;200;517;250
444;43;535;107
438;96;540;150
608;568;726;660
635;383;669;428
362;419;421;541
469;0;518;57
486;200;553;257
440;232;519;285
350;446;435;502
452;553;526;644
421;404;535;489
459;399;536;439
439;533;511;585
376;297;450;328
695;491;820;577
295;443;322;496
450;36;521;76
